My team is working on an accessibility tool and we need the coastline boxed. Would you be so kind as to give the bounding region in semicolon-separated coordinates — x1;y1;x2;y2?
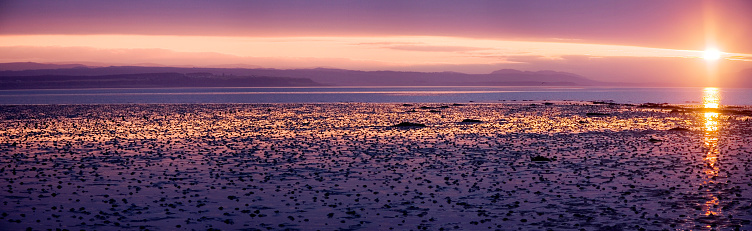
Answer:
2;86;752;106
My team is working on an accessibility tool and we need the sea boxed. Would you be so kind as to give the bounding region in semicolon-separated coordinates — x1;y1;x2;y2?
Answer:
4;86;752;230
1;86;751;105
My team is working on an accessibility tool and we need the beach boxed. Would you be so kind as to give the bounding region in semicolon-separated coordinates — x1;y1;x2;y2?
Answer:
1;103;751;230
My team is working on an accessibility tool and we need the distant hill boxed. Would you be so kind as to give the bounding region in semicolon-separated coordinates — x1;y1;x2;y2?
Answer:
0;62;609;89
0;62;88;71
0;72;322;90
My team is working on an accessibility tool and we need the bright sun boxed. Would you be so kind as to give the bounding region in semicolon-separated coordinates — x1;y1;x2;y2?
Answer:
703;48;722;61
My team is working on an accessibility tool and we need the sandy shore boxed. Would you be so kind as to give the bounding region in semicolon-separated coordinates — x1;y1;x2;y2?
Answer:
1;103;751;230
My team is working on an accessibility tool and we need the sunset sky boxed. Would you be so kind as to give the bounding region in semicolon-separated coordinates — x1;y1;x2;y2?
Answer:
1;0;751;86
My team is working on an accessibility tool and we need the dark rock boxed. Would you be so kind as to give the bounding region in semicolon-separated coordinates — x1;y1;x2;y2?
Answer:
638;103;681;110
649;138;662;143
592;101;617;105
586;112;610;116
668;127;690;132
392;122;426;127
461;119;483;123
639;103;667;107
531;156;556;162
670;109;685;113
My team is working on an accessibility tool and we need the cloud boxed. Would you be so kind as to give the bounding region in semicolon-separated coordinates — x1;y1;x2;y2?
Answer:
352;42;419;46
0;46;397;70
726;56;752;62
384;45;487;52
2;1;751;53
2;45;751;87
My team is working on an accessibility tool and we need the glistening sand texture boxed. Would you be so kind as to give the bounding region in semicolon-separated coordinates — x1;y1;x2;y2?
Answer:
1;103;751;230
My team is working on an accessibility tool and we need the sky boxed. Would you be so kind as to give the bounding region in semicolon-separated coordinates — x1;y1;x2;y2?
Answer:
1;0;751;86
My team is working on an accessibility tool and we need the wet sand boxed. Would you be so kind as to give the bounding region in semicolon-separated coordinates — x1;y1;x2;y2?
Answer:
1;103;751;230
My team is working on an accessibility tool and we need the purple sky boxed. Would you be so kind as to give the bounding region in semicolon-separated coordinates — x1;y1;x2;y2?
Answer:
1;0;751;86
1;0;750;52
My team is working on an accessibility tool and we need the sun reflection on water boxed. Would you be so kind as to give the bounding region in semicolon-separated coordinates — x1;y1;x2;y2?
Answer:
701;87;721;219
702;87;720;109
704;112;719;133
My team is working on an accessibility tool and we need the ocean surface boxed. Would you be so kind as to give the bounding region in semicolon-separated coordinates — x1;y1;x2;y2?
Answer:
2;86;752;105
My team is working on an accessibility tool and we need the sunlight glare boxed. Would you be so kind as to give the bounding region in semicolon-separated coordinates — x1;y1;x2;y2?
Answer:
704;112;719;132
702;87;720;109
703;48;722;61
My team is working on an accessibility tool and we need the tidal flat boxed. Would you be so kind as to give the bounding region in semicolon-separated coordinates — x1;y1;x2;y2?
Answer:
1;103;751;230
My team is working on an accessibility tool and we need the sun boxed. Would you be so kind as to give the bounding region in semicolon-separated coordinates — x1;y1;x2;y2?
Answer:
703;48;722;61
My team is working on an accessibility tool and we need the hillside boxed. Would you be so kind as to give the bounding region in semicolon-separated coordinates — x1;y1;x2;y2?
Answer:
0;62;609;89
0;72;322;89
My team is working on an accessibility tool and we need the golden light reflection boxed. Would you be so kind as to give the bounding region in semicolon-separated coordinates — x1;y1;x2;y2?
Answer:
702;110;719;176
702;87;720;109
701;87;721;218
704;112;719;133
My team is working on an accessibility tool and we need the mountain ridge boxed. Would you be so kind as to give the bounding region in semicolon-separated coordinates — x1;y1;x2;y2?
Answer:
1;62;619;89
0;72;322;90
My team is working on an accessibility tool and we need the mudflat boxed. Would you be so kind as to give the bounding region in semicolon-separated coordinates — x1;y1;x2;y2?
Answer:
1;103;751;230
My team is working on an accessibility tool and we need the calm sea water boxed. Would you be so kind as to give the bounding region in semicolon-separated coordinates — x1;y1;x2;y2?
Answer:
1;86;751;105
